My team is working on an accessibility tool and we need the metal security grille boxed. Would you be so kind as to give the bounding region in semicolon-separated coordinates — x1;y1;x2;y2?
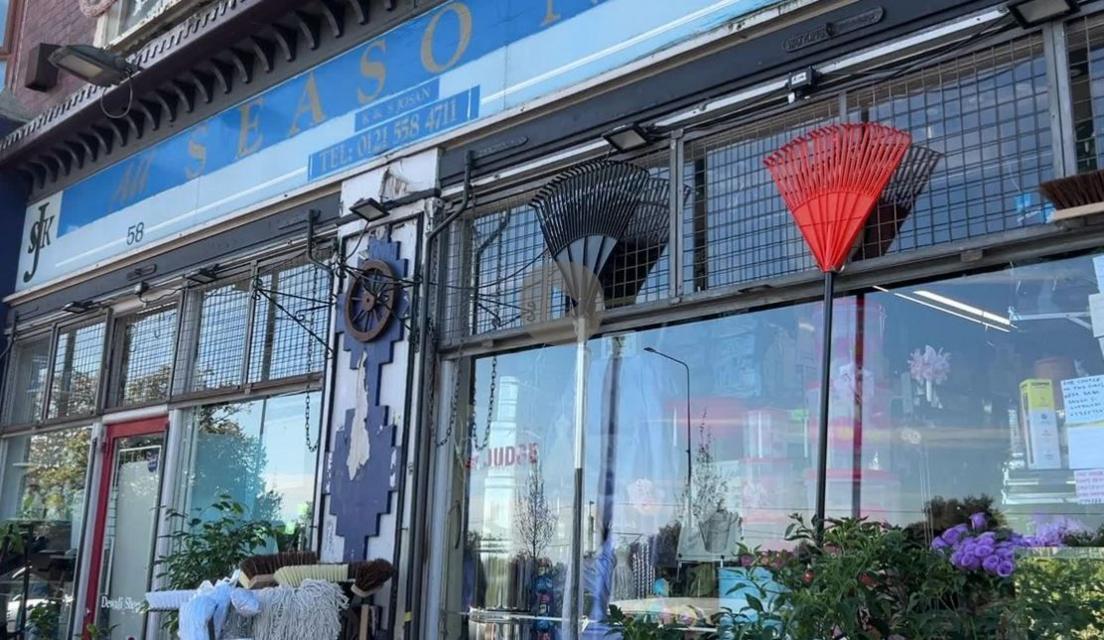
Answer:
1069;14;1104;173
48;322;106;420
113;306;177;407
683;100;836;292
177;252;332;395
249;255;333;384
443;153;671;342
850;33;1052;257
181;275;254;394
2;335;51;425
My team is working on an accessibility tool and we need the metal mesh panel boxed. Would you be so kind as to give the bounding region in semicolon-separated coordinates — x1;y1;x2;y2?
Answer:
113;306;177;407
443;153;671;343
2;335;51;425
183;275;253;394
683;100;837;292
248;256;332;383
850;34;1052;256
48;322;106;420
1069;14;1104;173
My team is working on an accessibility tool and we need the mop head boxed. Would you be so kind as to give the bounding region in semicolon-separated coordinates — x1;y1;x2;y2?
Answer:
350;559;394;597
239;551;319;588
253;580;349;640
273;563;348;587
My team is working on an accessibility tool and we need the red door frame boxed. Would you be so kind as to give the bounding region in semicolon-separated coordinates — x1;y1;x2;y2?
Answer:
83;417;168;633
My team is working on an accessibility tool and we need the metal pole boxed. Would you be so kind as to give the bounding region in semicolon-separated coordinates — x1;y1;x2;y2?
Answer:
816;270;835;543
643;348;692;497
567;316;588;640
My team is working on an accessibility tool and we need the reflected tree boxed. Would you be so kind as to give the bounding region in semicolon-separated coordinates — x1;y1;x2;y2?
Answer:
514;463;556;560
189;405;281;526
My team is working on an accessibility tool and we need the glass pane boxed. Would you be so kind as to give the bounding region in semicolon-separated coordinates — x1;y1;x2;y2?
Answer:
0;427;92;640
850;35;1051;256
47;323;106;421
186;278;252;393
177;393;320;530
248;258;331;384
115;307;176;407
95;434;162;640
113;0;175;38
0;0;9;49
582;306;819;633
1070;15;1104;172
683;100;835;292
2;336;51;425
832;254;1104;533
445;346;577;639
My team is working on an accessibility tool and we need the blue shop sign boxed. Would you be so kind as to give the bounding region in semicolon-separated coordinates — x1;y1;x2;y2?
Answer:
17;0;779;291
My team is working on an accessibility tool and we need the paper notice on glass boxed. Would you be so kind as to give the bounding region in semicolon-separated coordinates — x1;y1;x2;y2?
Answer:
1061;376;1104;425
1068;426;1104;469
1092;294;1104;339
1075;469;1104;505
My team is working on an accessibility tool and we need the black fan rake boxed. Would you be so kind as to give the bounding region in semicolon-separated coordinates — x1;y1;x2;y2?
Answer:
530;159;654;312
860;143;943;259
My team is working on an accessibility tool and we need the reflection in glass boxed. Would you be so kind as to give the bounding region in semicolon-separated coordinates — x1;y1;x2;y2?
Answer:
445;346;577;639
115;307;177;407
0;427;91;639
583;307;819;630
177;393;320;533
48;323;106;421
2;337;51;425
831;254;1104;538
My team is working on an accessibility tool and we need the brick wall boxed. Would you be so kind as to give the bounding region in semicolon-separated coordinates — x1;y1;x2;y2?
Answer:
6;0;97;116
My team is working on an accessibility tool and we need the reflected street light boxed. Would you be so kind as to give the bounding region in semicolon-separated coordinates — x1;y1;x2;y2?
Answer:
643;347;693;500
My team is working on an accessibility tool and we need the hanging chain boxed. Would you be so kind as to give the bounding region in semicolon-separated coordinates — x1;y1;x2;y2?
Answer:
303;270;321;453
473;357;496;451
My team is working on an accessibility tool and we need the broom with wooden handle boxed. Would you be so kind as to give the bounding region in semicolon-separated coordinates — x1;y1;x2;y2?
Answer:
765;122;911;541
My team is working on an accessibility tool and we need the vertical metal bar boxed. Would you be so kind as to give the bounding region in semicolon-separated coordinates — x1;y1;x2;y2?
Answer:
240;262;260;388
851;294;865;520
669;130;685;299
566;319;588;640
816;270;835;542
41;324;59;423
1044;21;1078;177
96;310;115;414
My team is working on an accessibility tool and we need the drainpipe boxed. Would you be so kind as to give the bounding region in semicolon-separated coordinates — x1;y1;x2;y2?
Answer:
403;152;474;639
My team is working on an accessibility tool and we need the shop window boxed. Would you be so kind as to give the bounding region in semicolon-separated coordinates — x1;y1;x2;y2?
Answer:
830;253;1104;533
175;392;320;536
849;34;1052;255
97;0;203;50
445;307;823;635
447;251;1104;635
0;426;92;639
110;305;177;408
1;335;51;426
443;152;671;342
248;259;332;384
46;322;106;421
178;256;331;396
1069;14;1104;173
683;100;835;292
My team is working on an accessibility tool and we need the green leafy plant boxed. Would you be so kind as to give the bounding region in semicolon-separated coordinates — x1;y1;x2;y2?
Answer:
84;622;118;640
157;495;276;632
605;604;688;640
26;598;61;638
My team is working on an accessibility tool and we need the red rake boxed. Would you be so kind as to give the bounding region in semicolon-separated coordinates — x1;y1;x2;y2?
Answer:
764;122;911;540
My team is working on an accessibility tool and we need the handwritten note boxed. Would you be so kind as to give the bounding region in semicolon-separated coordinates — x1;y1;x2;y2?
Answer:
1061;376;1104;425
1075;469;1104;505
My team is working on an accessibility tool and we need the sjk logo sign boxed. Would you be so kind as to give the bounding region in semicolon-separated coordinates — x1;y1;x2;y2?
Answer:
21;196;60;285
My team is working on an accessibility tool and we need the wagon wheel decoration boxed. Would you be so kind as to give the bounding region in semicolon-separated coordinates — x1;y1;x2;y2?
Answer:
344;259;398;342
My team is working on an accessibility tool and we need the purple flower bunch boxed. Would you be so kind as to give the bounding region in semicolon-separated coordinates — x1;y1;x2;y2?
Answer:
930;513;1022;578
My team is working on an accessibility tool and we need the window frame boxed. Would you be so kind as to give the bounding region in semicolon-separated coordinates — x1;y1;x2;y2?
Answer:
107;301;182;411
44;314;112;425
94;0;205;52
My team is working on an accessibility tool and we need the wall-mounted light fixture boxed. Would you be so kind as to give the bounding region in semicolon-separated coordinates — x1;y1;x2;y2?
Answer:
350;197;391;223
1006;0;1079;28
183;266;220;285
603;123;654;153
62;300;98;314
48;44;140;87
